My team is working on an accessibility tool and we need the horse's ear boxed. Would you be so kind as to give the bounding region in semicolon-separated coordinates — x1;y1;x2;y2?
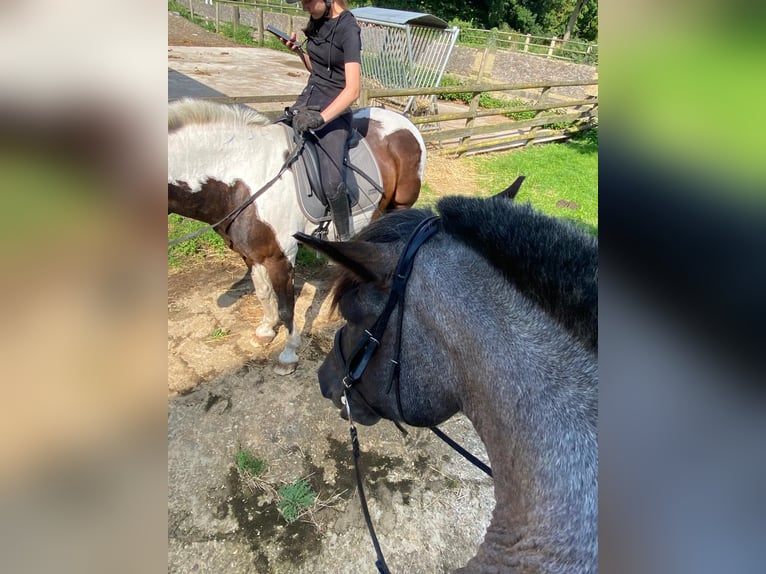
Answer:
294;232;387;283
493;176;526;201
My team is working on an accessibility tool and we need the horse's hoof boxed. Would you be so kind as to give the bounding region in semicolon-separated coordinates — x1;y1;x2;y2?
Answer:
251;333;276;347
273;362;298;376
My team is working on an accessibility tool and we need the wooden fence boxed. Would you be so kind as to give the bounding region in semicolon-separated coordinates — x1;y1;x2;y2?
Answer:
361;80;598;155
171;79;598;156
458;28;597;66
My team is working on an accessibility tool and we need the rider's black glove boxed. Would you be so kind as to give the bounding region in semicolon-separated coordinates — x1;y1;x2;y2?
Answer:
292;108;325;133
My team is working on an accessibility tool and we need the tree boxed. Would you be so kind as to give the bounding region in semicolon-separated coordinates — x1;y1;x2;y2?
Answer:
563;0;586;42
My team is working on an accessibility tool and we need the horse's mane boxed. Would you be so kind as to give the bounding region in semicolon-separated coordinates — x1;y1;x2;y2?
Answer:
335;198;598;352
438;196;598;352
168;98;271;132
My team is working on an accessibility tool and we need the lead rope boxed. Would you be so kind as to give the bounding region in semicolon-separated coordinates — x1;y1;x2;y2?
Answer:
429;426;493;478
168;138;305;247
343;388;391;574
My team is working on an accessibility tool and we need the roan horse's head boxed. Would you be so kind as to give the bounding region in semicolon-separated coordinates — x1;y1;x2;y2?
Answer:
297;194;598;573
296;209;460;427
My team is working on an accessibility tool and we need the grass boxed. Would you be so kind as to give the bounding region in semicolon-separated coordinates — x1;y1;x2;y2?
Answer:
168;214;227;268
209;327;231;340
419;128;597;234
236;449;267;477
416;128;598;235
277;478;317;524
295;244;327;270
169;0;293;52
474;128;598;234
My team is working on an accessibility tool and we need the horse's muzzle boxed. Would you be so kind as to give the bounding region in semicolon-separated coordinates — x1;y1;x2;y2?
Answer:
318;356;342;404
318;355;381;425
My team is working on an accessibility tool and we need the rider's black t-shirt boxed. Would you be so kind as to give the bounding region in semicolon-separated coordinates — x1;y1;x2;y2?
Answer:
301;10;361;109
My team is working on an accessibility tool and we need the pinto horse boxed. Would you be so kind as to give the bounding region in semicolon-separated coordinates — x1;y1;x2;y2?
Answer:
168;98;425;374
297;196;598;573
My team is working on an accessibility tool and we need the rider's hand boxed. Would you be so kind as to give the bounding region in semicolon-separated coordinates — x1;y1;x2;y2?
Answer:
283;33;302;54
292;108;325;133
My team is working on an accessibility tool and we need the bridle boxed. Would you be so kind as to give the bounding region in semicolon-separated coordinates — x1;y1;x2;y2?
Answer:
334;216;492;574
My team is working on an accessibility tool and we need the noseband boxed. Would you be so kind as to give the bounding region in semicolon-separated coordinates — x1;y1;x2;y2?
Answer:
334;215;491;573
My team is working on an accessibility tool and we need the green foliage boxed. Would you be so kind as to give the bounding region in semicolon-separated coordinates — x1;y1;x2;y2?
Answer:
435;75;537;120
167;214;227;268
210;327;231;340
295;245;327;271
168;1;185;15
277;479;317;523
448;18;475;30
236;450;267;477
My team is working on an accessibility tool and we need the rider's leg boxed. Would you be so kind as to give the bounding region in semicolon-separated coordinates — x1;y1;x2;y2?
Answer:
315;112;352;241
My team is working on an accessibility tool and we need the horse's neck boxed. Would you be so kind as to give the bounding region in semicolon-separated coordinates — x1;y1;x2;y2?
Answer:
455;313;597;573
451;293;596;488
410;245;597;573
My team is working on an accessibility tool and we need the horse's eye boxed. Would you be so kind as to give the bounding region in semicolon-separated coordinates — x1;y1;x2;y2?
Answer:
339;299;365;324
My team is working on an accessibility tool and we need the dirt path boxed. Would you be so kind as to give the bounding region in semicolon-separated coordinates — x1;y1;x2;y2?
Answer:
168;13;494;574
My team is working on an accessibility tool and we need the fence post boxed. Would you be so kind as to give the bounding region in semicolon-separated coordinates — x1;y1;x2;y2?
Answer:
547;36;557;59
189;0;194;20
459;90;482;150
215;2;219;33
476;29;497;84
233;3;240;36
359;88;369;108
256;8;264;43
524;34;531;53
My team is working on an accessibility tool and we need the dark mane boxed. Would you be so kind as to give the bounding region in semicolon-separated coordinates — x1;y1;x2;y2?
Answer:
437;196;598;352
331;198;597;352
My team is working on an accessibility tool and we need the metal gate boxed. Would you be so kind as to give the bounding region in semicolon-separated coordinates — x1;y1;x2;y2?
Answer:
352;7;459;117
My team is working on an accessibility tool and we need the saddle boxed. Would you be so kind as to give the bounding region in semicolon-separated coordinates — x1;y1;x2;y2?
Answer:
277;123;384;226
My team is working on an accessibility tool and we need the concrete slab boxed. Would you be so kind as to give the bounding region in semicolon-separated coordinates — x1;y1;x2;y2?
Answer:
167;46;309;111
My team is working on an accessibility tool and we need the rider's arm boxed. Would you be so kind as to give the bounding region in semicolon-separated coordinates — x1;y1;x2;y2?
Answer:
319;62;360;123
283;32;311;72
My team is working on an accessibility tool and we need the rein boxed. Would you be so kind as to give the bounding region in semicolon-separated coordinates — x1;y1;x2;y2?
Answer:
337;216;492;573
168;138;305;247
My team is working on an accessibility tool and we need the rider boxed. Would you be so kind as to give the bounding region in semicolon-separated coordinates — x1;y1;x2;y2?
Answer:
280;0;361;241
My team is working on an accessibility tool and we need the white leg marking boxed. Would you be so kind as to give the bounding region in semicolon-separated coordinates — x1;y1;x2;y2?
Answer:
278;326;301;366
250;264;278;341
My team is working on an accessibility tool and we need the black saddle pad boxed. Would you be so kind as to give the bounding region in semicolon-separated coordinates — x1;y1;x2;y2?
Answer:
280;124;384;225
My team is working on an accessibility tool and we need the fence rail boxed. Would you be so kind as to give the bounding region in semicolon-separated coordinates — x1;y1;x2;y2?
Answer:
359;80;597;155
458;28;597;65
169;79;598;156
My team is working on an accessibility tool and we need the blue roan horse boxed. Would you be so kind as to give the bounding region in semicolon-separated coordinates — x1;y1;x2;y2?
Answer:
297;195;598;573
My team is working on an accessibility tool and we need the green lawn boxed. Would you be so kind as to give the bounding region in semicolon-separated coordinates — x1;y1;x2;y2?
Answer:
469;129;598;235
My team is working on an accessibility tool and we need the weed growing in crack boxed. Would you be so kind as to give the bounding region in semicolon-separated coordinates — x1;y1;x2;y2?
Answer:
278;479;317;524
209;327;231;340
236;449;267;477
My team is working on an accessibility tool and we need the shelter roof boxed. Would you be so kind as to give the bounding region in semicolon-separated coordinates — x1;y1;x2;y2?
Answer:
351;7;449;29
